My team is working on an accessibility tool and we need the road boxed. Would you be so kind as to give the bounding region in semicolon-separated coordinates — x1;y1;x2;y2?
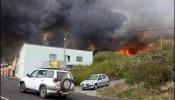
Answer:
1;77;115;100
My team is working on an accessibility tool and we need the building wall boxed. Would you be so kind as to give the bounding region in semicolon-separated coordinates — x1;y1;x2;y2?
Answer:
16;45;25;78
16;43;93;78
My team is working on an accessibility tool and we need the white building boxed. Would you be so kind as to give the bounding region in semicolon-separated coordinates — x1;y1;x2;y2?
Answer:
16;43;93;78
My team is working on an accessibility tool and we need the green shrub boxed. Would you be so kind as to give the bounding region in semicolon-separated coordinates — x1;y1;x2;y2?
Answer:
93;51;131;64
70;65;90;84
71;48;174;86
71;51;132;85
128;48;174;86
128;61;173;86
93;51;117;63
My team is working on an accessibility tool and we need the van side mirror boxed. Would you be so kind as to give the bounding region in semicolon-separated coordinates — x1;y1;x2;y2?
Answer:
27;74;30;77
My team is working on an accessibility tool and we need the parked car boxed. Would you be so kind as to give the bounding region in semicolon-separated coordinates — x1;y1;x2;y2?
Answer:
80;74;110;90
19;68;74;98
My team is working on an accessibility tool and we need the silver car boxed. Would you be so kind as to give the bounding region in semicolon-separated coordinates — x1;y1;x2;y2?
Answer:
80;74;110;90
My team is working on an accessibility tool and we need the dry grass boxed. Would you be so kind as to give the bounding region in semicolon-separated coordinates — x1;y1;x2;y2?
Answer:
143;92;174;100
97;81;131;97
97;81;174;100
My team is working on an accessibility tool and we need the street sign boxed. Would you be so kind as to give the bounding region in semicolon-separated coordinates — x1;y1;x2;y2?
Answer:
49;60;59;68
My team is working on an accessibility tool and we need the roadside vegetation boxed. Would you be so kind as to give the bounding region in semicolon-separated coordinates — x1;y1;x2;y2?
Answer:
98;81;174;100
71;51;131;84
70;47;174;99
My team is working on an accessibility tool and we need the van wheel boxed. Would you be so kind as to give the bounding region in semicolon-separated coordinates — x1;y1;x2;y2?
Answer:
39;86;47;98
94;84;98;90
20;83;27;93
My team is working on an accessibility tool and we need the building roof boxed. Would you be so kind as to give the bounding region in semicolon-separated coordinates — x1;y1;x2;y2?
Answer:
22;43;92;53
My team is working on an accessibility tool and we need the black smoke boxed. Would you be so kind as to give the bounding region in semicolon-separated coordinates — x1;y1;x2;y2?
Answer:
1;0;174;60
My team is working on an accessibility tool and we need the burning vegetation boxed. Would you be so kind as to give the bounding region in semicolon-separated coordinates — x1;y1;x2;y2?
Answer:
114;36;174;56
115;49;131;55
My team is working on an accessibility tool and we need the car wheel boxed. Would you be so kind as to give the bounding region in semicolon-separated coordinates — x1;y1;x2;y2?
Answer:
59;95;67;98
94;84;98;90
81;87;84;90
20;83;27;93
106;81;110;86
39;86;47;98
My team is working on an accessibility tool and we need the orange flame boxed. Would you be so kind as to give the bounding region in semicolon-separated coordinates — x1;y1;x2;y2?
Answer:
115;49;131;55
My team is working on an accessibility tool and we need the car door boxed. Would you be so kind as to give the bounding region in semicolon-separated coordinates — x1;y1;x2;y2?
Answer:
33;70;47;90
102;74;107;86
97;75;103;86
25;70;39;89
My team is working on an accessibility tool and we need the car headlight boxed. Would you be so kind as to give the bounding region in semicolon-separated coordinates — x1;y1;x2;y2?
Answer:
80;82;83;86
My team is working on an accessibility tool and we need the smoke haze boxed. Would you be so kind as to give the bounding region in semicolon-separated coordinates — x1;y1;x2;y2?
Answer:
1;0;174;60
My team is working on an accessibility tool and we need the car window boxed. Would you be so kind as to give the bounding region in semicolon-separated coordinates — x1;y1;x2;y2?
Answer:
87;74;98;80
30;70;39;78
102;75;106;79
45;71;54;78
57;72;72;80
98;75;102;80
37;70;47;78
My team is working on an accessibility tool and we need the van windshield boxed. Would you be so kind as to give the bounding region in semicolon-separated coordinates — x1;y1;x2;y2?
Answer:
57;72;72;80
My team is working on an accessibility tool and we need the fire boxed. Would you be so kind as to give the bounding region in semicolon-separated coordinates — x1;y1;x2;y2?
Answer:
114;44;147;55
113;31;174;56
115;49;131;55
115;45;150;56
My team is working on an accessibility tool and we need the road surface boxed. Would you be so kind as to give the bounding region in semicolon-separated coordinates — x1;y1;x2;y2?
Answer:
1;77;115;100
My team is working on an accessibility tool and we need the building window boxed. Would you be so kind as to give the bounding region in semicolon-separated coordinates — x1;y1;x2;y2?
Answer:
66;55;70;62
76;56;83;62
49;54;57;60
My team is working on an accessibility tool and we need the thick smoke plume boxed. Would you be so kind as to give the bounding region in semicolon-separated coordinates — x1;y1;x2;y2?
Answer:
1;0;174;59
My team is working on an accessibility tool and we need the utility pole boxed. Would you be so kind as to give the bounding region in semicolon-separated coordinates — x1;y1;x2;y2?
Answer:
160;33;163;49
63;33;67;70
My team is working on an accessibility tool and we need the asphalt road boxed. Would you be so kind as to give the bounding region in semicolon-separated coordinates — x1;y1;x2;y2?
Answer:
1;77;115;100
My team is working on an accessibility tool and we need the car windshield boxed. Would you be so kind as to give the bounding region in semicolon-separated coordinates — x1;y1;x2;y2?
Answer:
87;74;98;80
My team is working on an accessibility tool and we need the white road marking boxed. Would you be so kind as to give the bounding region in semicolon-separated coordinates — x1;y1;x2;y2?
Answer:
0;96;9;100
